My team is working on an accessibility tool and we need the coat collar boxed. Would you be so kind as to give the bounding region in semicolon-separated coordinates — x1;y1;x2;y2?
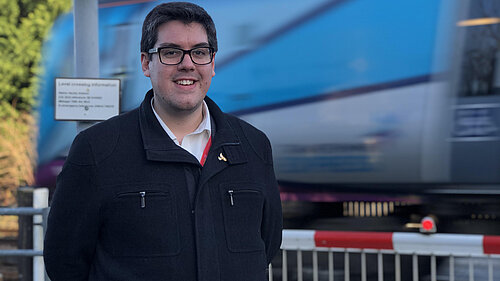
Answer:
139;89;248;167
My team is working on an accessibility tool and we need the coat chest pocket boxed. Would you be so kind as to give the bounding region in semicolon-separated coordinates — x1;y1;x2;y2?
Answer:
106;189;180;257
220;183;265;252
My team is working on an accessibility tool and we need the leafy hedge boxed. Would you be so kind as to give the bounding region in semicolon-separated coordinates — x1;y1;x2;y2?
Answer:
0;0;71;206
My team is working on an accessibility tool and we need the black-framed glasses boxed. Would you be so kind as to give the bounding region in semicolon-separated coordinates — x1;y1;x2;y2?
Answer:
148;46;214;65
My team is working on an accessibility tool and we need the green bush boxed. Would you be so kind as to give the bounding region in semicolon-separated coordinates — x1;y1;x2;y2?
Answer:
0;0;71;206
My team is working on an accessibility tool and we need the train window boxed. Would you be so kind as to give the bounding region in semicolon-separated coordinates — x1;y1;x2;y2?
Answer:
457;0;500;97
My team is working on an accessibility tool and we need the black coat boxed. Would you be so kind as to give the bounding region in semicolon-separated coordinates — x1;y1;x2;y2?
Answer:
43;90;283;281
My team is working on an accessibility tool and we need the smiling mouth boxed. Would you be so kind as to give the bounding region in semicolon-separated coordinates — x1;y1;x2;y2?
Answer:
175;80;195;86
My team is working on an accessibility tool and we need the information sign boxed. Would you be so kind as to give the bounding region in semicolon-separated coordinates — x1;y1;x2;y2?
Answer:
55;78;120;121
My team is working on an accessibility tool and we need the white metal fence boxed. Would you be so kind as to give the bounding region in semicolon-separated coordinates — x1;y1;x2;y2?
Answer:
269;230;500;281
0;188;49;281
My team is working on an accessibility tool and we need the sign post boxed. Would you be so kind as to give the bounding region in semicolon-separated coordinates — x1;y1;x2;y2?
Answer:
73;0;101;131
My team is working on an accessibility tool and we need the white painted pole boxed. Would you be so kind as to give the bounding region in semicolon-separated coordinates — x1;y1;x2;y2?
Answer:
74;0;99;132
33;188;49;281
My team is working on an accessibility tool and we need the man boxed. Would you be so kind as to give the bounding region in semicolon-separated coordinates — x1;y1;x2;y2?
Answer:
43;2;283;281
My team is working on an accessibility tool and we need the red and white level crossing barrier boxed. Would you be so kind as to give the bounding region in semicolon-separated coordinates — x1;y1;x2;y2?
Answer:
282;230;500;256
270;230;500;281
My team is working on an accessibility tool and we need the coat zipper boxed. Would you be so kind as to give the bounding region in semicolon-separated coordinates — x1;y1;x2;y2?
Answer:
117;190;167;209
227;189;260;206
228;190;234;206
140;191;146;208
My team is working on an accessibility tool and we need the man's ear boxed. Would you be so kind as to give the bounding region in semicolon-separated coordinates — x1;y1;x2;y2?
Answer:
141;53;151;77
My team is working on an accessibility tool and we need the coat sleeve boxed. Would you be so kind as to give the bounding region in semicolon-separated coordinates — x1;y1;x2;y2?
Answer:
43;132;100;280
261;137;283;265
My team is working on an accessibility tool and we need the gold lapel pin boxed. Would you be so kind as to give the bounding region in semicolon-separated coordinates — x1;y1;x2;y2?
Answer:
218;153;227;162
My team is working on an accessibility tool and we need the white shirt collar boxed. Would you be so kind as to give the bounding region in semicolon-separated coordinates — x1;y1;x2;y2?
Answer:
150;97;211;144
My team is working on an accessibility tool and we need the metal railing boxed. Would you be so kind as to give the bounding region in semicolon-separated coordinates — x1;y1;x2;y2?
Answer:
0;207;48;258
0;188;50;281
269;230;500;281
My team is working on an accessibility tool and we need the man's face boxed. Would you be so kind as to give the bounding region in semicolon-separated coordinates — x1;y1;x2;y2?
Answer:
141;20;215;115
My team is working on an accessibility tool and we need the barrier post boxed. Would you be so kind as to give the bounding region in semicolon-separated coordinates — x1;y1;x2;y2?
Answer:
282;249;288;281
17;187;33;281
377;252;383;281
328;248;334;281
33;189;48;281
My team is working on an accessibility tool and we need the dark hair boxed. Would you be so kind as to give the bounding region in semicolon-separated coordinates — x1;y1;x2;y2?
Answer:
141;2;218;57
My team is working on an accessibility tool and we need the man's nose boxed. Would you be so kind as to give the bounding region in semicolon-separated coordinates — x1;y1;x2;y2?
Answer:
178;53;195;70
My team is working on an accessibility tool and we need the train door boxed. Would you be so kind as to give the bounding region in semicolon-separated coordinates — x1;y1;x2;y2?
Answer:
450;0;500;183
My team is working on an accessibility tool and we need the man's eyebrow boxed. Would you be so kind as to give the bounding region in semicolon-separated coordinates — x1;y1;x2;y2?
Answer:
193;42;210;48
157;42;210;48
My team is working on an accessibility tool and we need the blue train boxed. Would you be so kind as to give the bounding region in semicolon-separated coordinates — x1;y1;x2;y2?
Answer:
36;0;500;232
